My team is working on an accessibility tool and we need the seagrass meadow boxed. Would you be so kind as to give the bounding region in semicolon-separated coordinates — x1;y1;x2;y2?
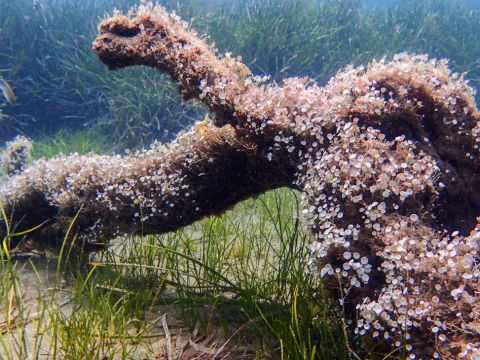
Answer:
2;0;480;150
0;1;480;359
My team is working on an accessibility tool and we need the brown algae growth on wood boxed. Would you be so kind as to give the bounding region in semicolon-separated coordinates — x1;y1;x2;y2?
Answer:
0;2;479;358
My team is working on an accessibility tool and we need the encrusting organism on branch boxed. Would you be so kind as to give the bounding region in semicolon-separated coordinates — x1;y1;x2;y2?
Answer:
0;2;479;358
0;135;33;177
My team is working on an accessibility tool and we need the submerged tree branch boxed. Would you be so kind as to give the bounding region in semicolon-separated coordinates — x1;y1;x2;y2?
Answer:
0;2;479;358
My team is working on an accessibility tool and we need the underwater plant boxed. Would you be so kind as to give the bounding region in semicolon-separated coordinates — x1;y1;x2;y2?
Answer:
0;2;479;359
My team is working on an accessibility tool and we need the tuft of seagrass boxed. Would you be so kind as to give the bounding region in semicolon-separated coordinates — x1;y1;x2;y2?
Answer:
1;2;479;358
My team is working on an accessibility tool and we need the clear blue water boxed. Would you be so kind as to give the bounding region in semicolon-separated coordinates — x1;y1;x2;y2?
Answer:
363;0;480;8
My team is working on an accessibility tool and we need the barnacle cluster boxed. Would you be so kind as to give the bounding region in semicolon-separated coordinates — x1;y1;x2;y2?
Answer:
0;2;479;358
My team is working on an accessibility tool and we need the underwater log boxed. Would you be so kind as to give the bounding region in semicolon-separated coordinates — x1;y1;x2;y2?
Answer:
1;2;480;358
0;125;299;242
